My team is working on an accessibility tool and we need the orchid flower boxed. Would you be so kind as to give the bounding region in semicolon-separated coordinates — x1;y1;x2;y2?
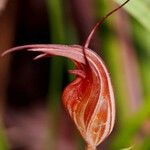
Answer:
2;1;129;149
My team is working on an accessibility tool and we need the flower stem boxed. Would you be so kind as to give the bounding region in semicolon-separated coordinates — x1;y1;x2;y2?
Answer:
86;144;96;150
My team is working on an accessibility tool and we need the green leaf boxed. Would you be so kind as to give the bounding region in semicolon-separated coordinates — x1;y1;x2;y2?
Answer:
47;0;66;43
121;146;134;150
115;0;150;32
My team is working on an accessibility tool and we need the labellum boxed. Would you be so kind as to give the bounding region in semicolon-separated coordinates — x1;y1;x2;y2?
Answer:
2;1;129;149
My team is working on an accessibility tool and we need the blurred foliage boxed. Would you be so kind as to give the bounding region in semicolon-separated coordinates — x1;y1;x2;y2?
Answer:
0;129;8;150
46;0;79;149
116;0;150;32
46;0;77;107
121;146;134;150
113;0;150;149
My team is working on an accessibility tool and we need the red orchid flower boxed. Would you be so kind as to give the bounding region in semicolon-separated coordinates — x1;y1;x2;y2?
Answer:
2;1;129;149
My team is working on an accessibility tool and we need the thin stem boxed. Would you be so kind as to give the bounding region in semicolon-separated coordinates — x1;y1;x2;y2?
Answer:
83;0;130;48
81;0;130;68
86;144;96;150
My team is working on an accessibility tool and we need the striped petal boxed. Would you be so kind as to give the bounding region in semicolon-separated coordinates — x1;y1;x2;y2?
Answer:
2;44;115;149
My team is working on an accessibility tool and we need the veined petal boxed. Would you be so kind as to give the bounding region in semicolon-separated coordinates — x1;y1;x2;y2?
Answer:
2;44;115;149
